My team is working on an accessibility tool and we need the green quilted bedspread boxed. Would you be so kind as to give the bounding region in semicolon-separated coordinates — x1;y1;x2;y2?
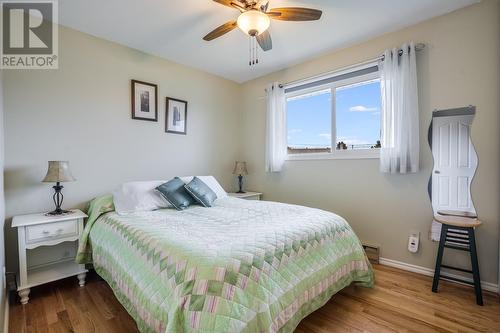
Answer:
77;195;373;333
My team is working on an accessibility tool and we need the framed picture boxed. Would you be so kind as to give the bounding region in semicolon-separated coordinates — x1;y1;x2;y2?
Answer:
131;79;158;121
165;97;187;135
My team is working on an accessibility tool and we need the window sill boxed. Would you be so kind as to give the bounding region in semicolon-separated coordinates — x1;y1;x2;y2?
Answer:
286;149;380;161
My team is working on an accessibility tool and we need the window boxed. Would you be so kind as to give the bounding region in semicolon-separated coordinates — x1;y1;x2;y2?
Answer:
287;89;332;154
285;65;382;159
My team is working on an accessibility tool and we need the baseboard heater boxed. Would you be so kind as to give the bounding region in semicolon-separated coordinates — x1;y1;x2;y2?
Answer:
362;244;380;264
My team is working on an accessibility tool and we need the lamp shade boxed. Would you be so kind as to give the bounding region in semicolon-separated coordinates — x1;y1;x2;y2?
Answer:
233;161;248;175
42;161;76;183
237;10;271;36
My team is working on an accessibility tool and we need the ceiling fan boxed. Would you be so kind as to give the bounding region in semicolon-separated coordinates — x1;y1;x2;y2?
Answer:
203;0;322;66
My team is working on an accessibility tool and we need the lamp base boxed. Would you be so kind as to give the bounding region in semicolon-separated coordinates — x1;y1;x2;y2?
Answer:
45;209;74;216
237;175;246;194
46;182;74;216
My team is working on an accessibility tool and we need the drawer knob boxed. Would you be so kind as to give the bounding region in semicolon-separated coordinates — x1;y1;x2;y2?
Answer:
56;228;63;233
42;230;50;234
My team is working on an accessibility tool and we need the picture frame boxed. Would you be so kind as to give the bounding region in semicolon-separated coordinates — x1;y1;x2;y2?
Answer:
165;97;188;135
131;79;158;121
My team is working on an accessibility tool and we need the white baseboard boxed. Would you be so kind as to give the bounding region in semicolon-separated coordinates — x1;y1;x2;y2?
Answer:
379;257;499;294
2;294;7;333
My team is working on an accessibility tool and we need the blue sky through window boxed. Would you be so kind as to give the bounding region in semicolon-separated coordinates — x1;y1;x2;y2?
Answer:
287;80;381;149
287;89;332;149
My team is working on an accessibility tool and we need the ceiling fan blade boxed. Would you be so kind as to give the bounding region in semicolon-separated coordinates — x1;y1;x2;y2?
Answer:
212;0;245;11
212;0;237;8
268;7;322;21
256;30;272;51
203;21;237;41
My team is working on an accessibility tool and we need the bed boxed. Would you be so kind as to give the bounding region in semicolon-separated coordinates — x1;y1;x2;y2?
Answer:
76;194;373;333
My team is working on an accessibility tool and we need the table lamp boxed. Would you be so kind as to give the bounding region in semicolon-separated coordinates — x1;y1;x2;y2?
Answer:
233;161;248;194
42;161;75;215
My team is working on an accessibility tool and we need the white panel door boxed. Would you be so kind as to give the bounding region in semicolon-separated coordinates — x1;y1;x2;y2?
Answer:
431;115;477;214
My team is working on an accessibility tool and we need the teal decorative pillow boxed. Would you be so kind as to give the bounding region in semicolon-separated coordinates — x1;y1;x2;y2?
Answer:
184;177;217;207
156;178;195;210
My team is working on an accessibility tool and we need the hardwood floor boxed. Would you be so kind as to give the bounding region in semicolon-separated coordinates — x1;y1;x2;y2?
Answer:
9;264;500;333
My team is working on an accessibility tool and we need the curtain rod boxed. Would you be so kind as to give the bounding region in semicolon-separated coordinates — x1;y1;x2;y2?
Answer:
379;42;426;61
278;43;425;89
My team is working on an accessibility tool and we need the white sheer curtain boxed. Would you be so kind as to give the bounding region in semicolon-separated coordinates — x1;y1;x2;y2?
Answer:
265;83;286;172
379;42;420;174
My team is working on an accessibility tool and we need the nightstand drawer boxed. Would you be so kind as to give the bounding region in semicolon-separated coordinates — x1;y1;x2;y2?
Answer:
26;220;78;243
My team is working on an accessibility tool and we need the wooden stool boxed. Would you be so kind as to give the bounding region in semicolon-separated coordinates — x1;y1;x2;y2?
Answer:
432;213;483;305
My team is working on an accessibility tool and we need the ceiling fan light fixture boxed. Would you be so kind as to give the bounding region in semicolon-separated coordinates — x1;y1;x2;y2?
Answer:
237;10;270;36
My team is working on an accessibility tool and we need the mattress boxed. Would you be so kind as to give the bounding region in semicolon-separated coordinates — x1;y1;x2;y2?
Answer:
77;195;373;333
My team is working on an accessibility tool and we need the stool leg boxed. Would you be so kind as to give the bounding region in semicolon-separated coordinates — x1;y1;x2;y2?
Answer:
432;224;447;293
468;228;483;306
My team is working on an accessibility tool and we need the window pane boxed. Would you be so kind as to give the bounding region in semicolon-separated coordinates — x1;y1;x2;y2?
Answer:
286;89;332;154
335;80;381;150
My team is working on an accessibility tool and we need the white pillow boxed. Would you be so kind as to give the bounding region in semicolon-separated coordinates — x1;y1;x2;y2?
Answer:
179;176;227;199
112;180;171;215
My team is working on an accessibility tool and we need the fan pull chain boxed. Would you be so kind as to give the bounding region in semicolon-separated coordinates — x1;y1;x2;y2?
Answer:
249;36;252;66
248;36;260;67
250;37;255;66
252;37;255;66
255;37;259;64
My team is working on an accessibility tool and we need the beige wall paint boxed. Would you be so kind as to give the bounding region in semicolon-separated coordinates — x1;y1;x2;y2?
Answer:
3;25;242;272
240;0;500;284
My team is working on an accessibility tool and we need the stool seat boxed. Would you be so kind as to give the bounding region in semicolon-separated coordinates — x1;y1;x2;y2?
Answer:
437;210;477;218
434;214;482;228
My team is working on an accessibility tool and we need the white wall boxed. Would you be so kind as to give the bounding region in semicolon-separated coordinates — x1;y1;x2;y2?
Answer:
3;25;243;273
239;0;500;284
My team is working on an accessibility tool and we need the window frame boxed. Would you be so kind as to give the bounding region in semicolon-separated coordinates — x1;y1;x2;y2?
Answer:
285;70;381;161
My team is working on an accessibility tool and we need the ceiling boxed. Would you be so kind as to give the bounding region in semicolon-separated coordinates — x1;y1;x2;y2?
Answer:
59;0;478;83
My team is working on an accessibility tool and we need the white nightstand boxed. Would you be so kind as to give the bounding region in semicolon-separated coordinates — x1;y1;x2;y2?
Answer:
228;191;262;200
12;209;88;304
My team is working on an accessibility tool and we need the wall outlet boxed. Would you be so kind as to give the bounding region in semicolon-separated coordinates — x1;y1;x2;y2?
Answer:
408;232;420;253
